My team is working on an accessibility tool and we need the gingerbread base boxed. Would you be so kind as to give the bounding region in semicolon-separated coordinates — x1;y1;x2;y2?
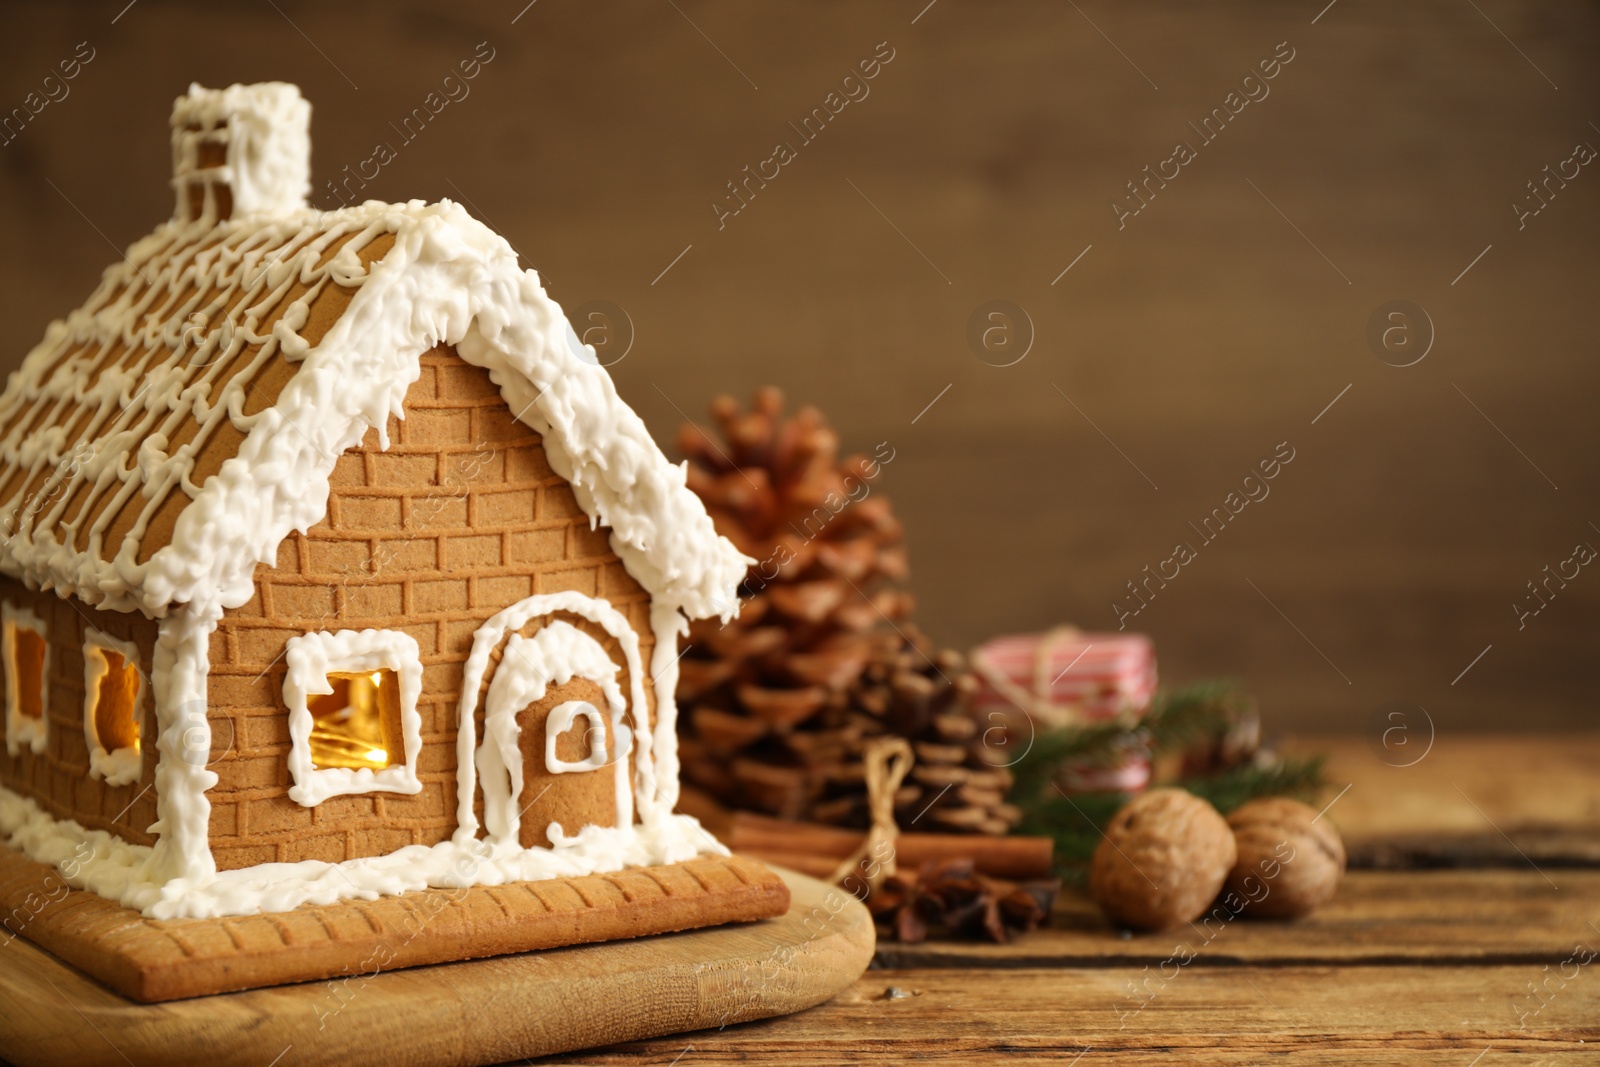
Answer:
0;843;788;1003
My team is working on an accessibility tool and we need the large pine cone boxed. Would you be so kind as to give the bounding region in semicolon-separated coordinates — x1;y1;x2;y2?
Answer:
675;388;1019;835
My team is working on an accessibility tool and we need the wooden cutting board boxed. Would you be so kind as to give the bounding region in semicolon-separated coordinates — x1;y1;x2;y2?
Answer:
0;864;873;1067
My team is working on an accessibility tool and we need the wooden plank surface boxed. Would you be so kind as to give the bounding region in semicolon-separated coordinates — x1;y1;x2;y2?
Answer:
873;869;1600;969
0;866;872;1067
551;966;1600;1066
0;738;1584;1065
1297;734;1600;838
1290;733;1600;867
0;0;1592;1059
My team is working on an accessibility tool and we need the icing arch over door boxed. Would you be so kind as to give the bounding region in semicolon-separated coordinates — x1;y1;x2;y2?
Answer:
482;623;632;847
452;591;655;849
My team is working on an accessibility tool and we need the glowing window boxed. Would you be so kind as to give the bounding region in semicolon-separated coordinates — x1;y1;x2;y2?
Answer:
283;629;424;807
306;669;402;772
2;603;49;757
82;630;144;787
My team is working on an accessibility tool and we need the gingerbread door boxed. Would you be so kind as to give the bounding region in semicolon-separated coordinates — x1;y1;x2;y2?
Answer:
478;620;635;849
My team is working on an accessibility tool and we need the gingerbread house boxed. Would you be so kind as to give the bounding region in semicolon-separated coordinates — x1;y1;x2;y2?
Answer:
0;81;773;950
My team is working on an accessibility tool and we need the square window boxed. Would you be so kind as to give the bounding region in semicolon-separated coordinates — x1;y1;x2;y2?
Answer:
306;669;402;772
284;629;424;807
83;630;145;787
2;603;49;757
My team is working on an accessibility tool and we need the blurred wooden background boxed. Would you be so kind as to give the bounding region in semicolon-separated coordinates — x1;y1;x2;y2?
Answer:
1;1;1595;734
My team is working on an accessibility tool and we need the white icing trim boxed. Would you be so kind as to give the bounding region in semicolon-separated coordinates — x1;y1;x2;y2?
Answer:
458;592;651;843
0;782;725;920
456;313;750;623
282;629;423;807
2;603;48;757
81;629;145;788
478;624;632;845
546;702;609;775
144;604;219;887
648;601;690;816
0;785;159;911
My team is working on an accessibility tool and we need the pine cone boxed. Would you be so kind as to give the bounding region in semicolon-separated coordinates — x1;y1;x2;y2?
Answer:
809;628;1022;836
676;389;1019;836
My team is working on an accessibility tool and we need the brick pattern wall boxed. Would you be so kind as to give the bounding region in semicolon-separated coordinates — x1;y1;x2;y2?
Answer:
205;346;657;871
0;575;160;844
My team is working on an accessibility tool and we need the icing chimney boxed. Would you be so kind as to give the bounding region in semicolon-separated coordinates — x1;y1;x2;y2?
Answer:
170;82;311;224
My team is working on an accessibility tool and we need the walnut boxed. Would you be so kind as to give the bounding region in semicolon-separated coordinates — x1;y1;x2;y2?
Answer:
1089;788;1236;931
1225;797;1346;919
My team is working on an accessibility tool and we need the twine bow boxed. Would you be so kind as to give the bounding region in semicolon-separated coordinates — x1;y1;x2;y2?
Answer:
970;624;1093;731
828;736;913;890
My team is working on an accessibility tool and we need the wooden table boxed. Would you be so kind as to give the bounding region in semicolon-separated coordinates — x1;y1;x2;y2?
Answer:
544;735;1600;1065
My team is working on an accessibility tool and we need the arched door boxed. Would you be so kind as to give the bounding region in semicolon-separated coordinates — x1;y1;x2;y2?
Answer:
483;624;631;848
458;592;653;851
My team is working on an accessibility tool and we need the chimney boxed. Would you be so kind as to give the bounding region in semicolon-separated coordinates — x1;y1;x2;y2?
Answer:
170;82;311;224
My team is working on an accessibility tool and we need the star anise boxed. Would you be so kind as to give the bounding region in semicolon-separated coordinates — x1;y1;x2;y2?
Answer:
866;859;1061;943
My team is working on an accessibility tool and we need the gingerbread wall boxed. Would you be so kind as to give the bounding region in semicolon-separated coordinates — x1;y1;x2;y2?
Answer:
0;575;160;845
204;346;658;871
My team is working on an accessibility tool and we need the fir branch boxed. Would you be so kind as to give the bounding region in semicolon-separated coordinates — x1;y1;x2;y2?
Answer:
1179;755;1327;815
1009;719;1131;805
1008;679;1248;806
1015;788;1127;875
1143;679;1249;754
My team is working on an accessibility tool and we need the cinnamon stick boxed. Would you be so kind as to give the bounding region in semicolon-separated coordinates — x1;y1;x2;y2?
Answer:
723;811;1053;881
731;849;840;880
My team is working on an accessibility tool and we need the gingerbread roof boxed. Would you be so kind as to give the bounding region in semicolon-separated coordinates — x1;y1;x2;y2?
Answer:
0;83;747;622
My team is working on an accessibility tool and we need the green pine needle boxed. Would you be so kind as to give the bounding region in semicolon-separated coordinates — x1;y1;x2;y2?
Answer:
1144;679;1249;754
1179;755;1327;814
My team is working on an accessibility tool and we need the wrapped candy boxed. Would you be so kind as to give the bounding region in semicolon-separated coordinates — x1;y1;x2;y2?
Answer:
971;627;1157;793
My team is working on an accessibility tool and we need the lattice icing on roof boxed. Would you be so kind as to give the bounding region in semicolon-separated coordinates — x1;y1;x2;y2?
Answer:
0;211;394;615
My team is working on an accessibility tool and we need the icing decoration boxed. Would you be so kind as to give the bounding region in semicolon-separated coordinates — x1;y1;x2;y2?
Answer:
0;82;748;918
466;597;643;845
282;629;424;807
545;702;610;775
170;82;311;222
479;625;631;844
648;601;690;815
142;604;220;887
81;628;144;787
0;783;726;920
2;603;49;757
483;629;624;839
